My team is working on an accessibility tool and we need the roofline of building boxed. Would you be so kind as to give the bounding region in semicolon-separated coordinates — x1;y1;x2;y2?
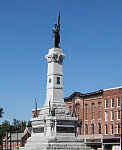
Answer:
103;86;122;91
64;90;103;100
64;92;83;100
64;86;122;100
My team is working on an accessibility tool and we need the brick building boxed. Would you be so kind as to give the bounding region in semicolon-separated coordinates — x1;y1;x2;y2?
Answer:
64;86;122;150
32;108;41;118
32;86;121;150
103;87;122;150
3;127;32;150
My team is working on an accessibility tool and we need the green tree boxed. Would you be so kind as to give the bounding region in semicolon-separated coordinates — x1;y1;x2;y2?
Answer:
27;121;32;127
12;118;21;128
20;120;27;132
0;108;4;118
0;120;10;146
12;118;28;132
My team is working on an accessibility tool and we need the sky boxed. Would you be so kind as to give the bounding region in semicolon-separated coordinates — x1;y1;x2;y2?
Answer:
0;0;122;124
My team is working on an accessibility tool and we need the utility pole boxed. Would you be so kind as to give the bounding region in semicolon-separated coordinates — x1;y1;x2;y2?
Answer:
10;126;11;150
17;127;18;147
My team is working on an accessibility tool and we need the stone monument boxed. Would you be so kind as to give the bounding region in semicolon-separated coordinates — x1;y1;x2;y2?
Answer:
21;12;91;150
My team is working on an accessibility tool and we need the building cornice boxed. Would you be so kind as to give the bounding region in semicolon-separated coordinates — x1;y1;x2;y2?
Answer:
64;90;103;102
103;86;122;91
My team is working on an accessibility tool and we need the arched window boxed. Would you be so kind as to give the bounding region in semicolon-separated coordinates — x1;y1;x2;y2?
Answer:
91;103;95;120
75;104;80;119
98;102;101;119
85;104;88;120
69;106;72;115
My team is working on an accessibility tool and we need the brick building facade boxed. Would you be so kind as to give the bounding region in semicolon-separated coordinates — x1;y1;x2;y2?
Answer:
3;127;32;150
64;86;122;150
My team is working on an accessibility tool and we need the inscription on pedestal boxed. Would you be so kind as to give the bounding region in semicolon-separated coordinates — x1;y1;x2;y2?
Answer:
57;126;74;133
33;127;44;133
57;121;74;126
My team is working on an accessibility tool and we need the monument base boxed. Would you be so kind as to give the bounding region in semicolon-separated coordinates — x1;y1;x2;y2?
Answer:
21;136;89;150
20;115;91;150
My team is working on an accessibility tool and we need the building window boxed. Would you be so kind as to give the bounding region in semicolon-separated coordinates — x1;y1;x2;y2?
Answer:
105;125;108;134
69;106;72;115
111;110;114;120
85;124;88;135
79;126;81;135
117;110;120;120
111;124;114;134
98;123;101;134
76;104;80;119
98;102;101;119
111;98;114;108
117;97;120;107
91;103;94;120
105;99;108;109
105;111;108;121
91;124;94;134
117;124;120;134
85;104;88;120
57;77;60;84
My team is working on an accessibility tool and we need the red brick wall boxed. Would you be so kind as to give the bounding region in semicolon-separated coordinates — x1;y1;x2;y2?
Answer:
32;109;41;118
65;94;104;135
65;87;122;137
103;88;122;135
83;96;104;135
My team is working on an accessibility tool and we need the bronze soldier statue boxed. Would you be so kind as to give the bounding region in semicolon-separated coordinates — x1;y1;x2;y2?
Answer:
53;11;60;48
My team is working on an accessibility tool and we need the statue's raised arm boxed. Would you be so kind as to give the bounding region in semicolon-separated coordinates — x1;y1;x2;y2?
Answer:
53;11;60;48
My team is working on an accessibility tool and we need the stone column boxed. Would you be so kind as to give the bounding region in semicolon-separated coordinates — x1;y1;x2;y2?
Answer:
45;47;65;108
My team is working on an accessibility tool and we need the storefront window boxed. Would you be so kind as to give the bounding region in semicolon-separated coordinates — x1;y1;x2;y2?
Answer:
105;125;108;134
98;123;101;134
118;124;120;134
111;124;113;134
85;124;88;135
91;124;94;134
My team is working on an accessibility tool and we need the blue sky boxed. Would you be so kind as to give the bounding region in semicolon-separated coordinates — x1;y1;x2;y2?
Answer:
0;0;122;123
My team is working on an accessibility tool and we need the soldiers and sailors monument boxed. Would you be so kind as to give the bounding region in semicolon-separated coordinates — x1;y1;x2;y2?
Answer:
20;12;91;150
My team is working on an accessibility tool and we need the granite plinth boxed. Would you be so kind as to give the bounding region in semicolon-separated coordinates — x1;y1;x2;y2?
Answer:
20;114;91;150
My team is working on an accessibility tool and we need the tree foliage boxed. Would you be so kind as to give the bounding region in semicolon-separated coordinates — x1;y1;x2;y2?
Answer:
0;108;4;118
0;118;31;146
0;120;10;146
27;121;32;127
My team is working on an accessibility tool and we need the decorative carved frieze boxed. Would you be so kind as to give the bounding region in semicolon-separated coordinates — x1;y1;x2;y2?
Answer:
45;52;65;64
